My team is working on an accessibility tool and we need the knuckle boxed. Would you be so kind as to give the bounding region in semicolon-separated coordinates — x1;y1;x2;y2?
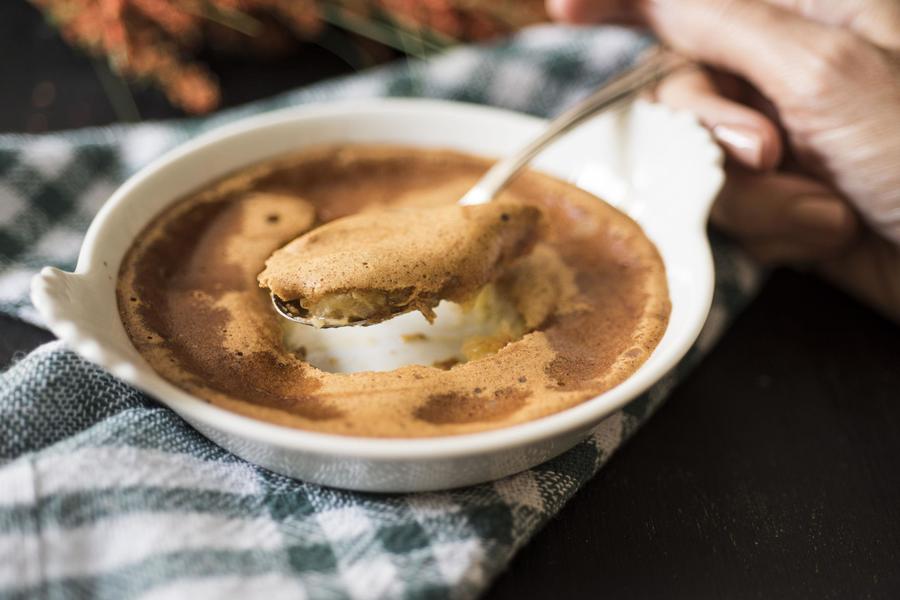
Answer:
818;31;868;69
829;208;860;248
806;205;860;255
792;31;867;97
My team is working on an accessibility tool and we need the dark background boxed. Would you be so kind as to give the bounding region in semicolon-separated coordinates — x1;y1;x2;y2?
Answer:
3;2;899;598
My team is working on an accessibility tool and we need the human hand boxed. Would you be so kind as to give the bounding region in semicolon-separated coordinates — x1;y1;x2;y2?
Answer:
548;0;900;320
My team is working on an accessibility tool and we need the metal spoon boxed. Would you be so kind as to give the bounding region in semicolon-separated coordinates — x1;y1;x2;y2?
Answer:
272;47;687;326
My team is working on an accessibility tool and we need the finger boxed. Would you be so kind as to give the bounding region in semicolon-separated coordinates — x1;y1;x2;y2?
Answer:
764;0;900;51
712;169;859;262
549;0;859;101
655;69;782;171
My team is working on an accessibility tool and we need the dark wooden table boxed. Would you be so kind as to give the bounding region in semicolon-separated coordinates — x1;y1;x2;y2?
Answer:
4;2;899;598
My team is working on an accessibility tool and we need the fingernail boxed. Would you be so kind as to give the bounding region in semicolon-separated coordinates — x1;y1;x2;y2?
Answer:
789;196;849;236
713;124;764;169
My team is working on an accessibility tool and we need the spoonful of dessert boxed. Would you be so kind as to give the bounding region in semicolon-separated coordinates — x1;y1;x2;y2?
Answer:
259;201;542;328
260;47;686;328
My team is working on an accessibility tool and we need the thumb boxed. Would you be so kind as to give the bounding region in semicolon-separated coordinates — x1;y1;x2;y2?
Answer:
639;0;847;101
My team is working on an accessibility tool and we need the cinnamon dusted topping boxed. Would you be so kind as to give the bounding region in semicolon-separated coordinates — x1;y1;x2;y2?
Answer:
117;145;670;437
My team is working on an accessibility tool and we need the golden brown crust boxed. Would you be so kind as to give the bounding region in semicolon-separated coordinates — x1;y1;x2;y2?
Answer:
257;201;541;326
117;145;670;437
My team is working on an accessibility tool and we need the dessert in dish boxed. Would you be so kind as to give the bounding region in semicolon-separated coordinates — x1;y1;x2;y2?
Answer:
117;145;670;437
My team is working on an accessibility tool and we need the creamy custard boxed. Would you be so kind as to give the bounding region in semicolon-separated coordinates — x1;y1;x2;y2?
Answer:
117;146;670;437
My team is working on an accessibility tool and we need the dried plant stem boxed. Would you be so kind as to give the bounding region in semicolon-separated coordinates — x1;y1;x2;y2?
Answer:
30;0;546;114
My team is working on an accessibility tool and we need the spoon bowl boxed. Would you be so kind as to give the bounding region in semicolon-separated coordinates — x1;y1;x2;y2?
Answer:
270;293;365;328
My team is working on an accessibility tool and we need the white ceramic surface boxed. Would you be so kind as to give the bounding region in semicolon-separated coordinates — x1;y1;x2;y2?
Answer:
31;99;723;492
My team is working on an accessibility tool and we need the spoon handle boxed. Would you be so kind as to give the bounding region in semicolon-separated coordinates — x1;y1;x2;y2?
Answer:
458;46;689;206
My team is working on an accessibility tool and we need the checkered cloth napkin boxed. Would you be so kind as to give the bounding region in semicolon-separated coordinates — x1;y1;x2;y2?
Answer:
0;26;760;599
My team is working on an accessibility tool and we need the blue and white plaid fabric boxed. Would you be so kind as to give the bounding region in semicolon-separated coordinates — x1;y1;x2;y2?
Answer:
0;26;759;599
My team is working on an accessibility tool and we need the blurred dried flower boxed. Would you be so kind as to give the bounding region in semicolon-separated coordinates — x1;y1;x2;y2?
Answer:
30;0;547;114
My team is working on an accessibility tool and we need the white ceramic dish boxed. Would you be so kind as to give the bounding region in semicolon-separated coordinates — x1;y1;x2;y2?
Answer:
31;98;723;492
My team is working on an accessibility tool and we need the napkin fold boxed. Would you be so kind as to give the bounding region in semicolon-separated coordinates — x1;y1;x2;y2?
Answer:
0;26;760;599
